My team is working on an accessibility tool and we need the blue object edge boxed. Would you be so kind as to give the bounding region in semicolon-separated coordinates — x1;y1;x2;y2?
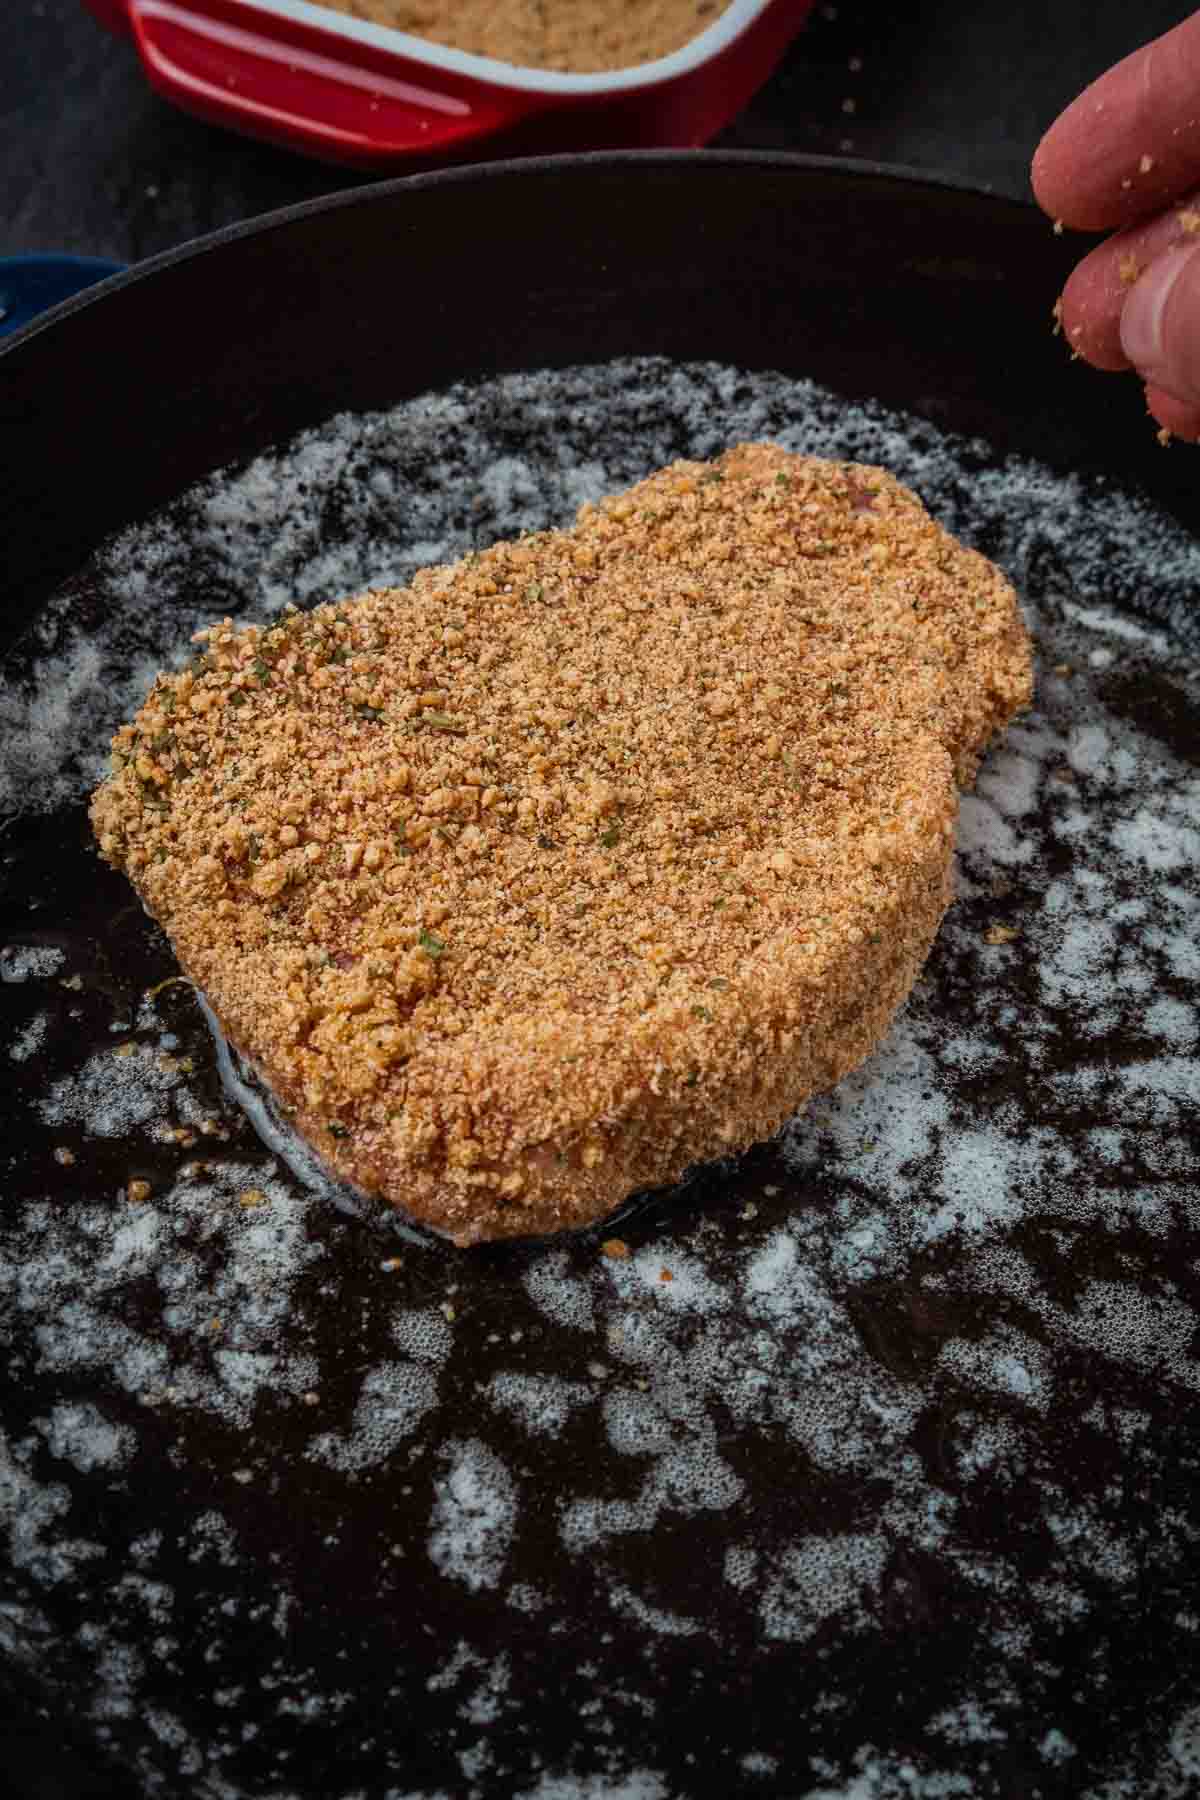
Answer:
0;255;128;338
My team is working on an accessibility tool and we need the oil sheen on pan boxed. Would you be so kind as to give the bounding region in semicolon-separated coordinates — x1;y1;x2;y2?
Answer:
1;359;1199;1800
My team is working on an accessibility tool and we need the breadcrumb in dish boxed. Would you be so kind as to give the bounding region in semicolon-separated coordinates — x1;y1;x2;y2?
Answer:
90;445;1032;1245
331;0;727;73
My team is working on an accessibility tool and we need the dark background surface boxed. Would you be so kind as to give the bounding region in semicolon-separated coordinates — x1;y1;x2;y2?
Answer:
2;4;1196;1798
0;1;1194;264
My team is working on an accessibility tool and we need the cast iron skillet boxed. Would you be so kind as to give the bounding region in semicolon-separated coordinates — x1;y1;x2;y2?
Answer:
2;154;1199;1800
5;148;1200;618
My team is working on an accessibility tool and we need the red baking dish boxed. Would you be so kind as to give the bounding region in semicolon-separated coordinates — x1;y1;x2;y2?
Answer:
82;0;815;168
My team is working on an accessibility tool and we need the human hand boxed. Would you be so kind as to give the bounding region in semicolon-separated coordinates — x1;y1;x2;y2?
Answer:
1032;11;1200;440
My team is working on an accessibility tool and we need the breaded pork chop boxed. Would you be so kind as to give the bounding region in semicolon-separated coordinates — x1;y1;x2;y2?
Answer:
91;445;1032;1244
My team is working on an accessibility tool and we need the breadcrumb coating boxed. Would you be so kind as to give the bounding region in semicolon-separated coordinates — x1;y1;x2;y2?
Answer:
90;445;1032;1244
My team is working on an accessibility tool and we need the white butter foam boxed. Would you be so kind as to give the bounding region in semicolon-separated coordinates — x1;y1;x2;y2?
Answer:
2;358;1198;1799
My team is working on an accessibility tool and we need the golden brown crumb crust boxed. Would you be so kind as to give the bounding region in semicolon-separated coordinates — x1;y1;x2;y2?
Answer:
91;445;1032;1244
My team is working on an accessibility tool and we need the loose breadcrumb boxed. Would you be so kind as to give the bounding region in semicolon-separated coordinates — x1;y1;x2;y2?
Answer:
329;0;726;72
91;446;1031;1244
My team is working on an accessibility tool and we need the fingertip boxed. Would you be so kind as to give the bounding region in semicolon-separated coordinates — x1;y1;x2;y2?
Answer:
1030;15;1200;231
1031;106;1139;233
1031;120;1091;230
1058;256;1131;371
1145;382;1200;441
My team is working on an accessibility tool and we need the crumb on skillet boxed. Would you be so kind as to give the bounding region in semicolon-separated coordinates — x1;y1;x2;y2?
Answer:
90;444;1032;1244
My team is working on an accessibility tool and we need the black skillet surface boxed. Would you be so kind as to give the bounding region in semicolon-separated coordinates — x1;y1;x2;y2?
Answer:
6;149;1200;611
2;156;1200;1800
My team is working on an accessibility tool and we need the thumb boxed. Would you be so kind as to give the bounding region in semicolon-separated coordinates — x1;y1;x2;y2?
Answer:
1120;238;1200;406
